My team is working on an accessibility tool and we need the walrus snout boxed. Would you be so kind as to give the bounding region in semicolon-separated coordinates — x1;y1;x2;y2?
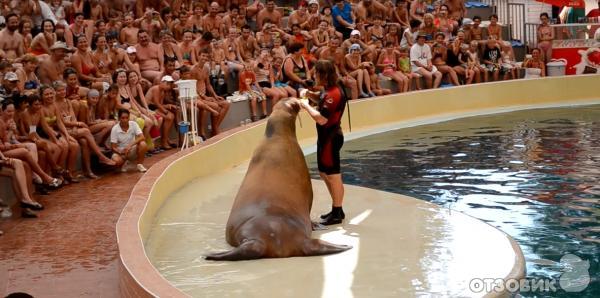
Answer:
282;98;301;114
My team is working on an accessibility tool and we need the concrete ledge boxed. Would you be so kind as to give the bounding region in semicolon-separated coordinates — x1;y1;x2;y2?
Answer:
116;75;600;297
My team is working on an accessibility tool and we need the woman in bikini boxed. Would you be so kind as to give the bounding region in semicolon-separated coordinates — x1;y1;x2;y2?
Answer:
367;15;385;45
159;30;183;69
113;69;154;149
127;70;163;149
377;41;409;92
537;12;554;63
91;34;113;83
53;82;116;178
178;30;197;66
71;35;109;92
30;20;56;57
15;54;40;95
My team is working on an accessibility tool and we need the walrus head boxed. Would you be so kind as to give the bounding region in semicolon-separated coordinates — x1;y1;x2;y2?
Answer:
265;98;301;138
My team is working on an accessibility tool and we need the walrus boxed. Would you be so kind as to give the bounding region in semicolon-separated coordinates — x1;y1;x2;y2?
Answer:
205;98;352;261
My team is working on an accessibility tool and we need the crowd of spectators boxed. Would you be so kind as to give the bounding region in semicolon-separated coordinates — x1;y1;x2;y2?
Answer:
0;0;587;228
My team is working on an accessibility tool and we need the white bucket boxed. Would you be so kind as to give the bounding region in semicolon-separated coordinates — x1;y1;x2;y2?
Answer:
174;79;198;98
546;59;567;77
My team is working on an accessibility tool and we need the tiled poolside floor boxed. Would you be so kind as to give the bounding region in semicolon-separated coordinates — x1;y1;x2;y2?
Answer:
0;151;174;297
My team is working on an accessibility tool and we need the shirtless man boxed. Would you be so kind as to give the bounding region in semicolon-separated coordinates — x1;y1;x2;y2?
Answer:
106;33;140;77
37;42;72;85
193;49;230;137
236;25;260;63
144;78;176;149
446;0;466;22
288;3;309;30
202;2;223;36
136;8;163;43
222;5;242;32
120;13;139;46
135;30;163;83
318;36;358;99
0;14;25;60
257;0;282;30
355;0;387;24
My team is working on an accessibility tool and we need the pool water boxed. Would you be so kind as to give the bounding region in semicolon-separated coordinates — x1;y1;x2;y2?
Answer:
307;105;600;297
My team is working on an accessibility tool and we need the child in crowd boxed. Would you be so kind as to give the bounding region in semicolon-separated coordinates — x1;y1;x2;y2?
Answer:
500;41;518;80
367;63;392;96
468;40;488;82
239;63;267;121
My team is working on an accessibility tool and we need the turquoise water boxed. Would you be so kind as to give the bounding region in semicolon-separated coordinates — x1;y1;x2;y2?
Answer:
307;105;599;297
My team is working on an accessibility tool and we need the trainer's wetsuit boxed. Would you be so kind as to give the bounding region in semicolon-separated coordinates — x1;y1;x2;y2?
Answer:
317;85;346;175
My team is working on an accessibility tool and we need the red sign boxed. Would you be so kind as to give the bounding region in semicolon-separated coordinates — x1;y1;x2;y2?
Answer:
552;47;600;75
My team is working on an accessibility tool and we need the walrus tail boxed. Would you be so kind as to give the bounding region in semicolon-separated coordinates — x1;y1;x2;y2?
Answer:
302;239;352;257
205;240;266;261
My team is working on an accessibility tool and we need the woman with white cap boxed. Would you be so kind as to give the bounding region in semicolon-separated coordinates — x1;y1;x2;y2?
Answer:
344;43;375;98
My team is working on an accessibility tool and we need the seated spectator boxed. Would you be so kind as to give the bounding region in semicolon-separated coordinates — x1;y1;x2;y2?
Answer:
53;81;116;178
15;54;40;95
29;19;57;57
0;72;21;103
0;100;61;189
468;40;487;82
37;42;72;86
523;48;546;78
283;42;312;91
135;29;163;83
40;85;80;183
367;63;392;96
482;38;502;81
144;77;177;149
500;41;518;80
71;35;111;92
0;151;44;218
377;41;410;93
419;14;438;42
254;50;286;110
400;19;421;49
18;95;63;177
411;32;442;89
239;63;267;121
345;43;375;98
192;50;231;136
432;33;460;86
110;109;147;173
63;67;89;121
486;14;502;40
113;69;155;148
84;89;116;149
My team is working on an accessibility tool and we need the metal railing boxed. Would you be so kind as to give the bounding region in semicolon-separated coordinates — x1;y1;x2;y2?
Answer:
508;3;526;42
525;23;539;49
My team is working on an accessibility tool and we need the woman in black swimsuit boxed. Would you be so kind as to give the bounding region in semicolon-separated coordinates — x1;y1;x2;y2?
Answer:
159;30;183;69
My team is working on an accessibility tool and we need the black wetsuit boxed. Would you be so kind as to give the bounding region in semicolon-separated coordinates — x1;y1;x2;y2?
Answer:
316;84;347;175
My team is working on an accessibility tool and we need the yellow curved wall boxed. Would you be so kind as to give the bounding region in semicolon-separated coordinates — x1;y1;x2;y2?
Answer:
117;74;600;297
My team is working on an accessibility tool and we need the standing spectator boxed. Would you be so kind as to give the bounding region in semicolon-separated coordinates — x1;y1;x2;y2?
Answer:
110;109;148;173
411;32;442;89
537;13;555;63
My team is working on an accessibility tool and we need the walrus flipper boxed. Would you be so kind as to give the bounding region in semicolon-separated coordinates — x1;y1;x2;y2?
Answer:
303;239;352;257
205;240;266;261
